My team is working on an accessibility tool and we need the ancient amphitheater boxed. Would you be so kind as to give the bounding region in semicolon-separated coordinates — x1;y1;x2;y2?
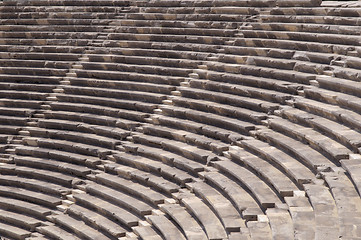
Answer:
1;0;361;239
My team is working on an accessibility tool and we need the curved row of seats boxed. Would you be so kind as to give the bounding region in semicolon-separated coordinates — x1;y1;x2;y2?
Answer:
0;0;361;239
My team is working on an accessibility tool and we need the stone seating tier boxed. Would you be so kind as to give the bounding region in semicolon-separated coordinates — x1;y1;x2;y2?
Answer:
124;12;249;22
25;126;122;150
0;174;70;197
0;163;75;187
0;38;91;47
0;99;43;112
61;85;168;104
132;133;218;165
0;44;85;54
0;185;61;208
106;44;220;58
0;18;113;26
14;155;92;178
49;101;150;123
87;54;201;69
268;116;351;161
270;7;361;16
118;141;205;174
54;92;158;113
131;225;163;240
0;12;121;20
72;192;140;228
159;104;256;135
160;203;208;240
15;145;101;167
66;204;127;238
0;59;73;70
240;138;316;185
227;146;299;197
204;61;315;85
80;61;193;78
0;222;31;240
118;142;202;182
191;70;300;96
181;196;228;240
37;118;130;140
0;25;110;33
85;183;154;217
0;0;360;239
104;163;182;194
36;224;82;240
146;214;187;240
108;32;232;46
254;127;336;170
185;180;247;232
152;114;246;144
134;0;321;7
0;209;43;232
316;75;361;98
43;110;141;131
140;123;229;153
201;170;267;213
74;68;185;85
171;95;268;124
250;22;361;36
31;137;112;159
0;115;29;126
0;83;55;93
119;19;243;29
0;194;52;220
2;0;131;6
266;208;294;240
260;14;361;26
236;37;359;56
51;214;112;240
95;172;168;205
303;87;361;122
280;107;361;151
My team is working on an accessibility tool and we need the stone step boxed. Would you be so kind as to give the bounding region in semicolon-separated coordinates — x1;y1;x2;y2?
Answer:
227;146;299;198
0;221;31;240
181;196;228;240
146;214;187;240
66;204;127;238
51;214;112;240
86;183;154;217
0;185;62;208
0;195;52;220
160;204;208;240
186;181;246;232
94;172;167;205
73;192;140;228
240;138;316;185
36;224;81;240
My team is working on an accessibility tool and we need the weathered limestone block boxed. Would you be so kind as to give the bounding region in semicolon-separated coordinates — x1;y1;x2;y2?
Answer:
132;225;163;240
73;193;139;228
160;204;208;240
266;208;294;240
36;224;81;240
181;196;228;240
276;0;321;7
147;215;187;240
67;204;127;238
0;221;31;240
52;214;111;240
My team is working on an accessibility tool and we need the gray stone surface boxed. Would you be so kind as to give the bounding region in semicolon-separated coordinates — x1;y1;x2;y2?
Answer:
181;196;228;240
73;192;140;228
147;215;187;240
1;0;361;239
